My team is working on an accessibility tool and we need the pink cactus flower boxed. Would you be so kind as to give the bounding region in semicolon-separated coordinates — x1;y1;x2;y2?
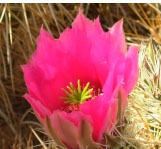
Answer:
22;10;138;149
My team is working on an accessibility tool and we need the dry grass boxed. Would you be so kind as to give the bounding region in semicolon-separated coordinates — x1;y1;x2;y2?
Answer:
0;3;161;149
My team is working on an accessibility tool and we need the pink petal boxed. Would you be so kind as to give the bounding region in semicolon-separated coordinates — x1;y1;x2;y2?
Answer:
106;86;127;132
80;96;108;141
90;19;127;86
124;46;139;94
80;57;126;141
48;110;97;148
62;110;92;127
109;19;127;54
72;10;104;35
24;93;51;118
24;93;89;148
49;111;79;149
22;63;65;111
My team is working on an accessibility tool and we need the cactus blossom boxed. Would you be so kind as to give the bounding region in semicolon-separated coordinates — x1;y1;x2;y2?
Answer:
21;10;138;149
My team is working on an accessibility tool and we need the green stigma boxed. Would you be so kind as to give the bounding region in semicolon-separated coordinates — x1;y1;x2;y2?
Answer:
61;80;93;104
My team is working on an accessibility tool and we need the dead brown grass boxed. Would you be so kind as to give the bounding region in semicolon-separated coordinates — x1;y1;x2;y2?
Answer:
0;3;161;149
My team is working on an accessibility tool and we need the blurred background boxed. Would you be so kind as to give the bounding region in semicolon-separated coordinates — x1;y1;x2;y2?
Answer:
0;3;161;148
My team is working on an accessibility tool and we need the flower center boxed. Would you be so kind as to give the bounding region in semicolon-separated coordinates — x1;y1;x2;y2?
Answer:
61;80;93;104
